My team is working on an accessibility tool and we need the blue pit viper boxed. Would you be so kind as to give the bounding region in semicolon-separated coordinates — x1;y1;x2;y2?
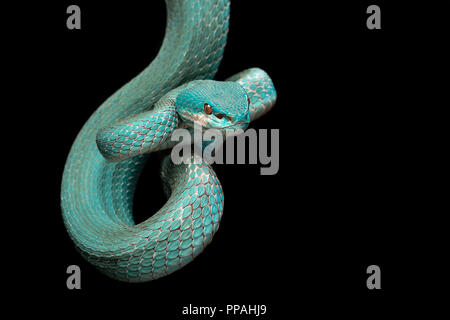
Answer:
61;0;277;282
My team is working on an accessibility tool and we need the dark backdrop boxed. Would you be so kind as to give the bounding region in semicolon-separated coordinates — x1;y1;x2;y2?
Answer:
11;0;433;317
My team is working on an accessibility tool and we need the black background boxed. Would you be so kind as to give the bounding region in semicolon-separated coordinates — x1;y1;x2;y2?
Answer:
9;0;442;317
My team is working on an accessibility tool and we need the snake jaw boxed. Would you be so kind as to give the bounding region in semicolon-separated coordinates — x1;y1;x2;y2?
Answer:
219;119;249;131
178;108;249;132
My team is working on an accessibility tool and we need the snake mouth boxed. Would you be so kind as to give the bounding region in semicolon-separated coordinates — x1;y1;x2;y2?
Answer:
220;120;249;131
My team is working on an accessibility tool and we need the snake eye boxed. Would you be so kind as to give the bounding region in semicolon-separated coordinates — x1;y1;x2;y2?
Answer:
204;103;213;115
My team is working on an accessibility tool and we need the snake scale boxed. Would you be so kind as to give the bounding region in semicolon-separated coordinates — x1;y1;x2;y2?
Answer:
61;0;277;282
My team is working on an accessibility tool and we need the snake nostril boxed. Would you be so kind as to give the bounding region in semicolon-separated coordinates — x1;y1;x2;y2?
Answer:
215;113;224;119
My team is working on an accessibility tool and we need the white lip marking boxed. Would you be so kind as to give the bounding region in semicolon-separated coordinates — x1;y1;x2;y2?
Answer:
220;121;247;129
179;110;208;126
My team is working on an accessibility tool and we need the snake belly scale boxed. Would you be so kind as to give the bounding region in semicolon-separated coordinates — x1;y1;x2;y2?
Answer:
61;0;277;282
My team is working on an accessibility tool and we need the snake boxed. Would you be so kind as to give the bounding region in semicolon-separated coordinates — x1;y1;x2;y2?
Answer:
61;0;277;282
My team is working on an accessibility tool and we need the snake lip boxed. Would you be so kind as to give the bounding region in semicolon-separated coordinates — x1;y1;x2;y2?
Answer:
220;120;248;130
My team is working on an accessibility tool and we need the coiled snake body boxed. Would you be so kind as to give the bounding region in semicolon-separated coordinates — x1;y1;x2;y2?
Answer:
61;0;276;282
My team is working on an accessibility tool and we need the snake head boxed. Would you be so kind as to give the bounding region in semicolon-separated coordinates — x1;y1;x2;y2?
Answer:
176;80;250;131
